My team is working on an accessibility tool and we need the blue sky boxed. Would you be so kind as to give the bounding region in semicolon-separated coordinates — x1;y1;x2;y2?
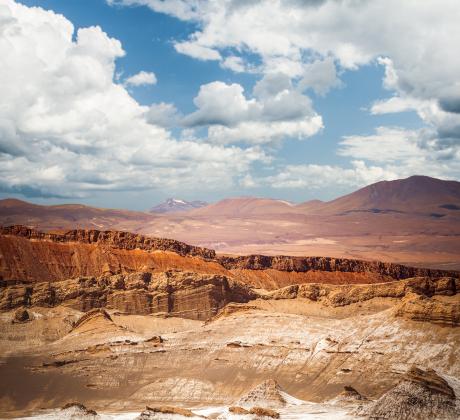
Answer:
0;0;459;210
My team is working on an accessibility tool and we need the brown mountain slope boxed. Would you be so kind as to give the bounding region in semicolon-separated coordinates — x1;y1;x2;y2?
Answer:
190;197;297;217
300;175;460;215
0;198;156;231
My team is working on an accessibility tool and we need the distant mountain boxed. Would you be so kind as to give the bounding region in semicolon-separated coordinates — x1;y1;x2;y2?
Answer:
150;198;208;214
298;176;460;215
190;197;296;217
1;176;460;269
0;198;155;231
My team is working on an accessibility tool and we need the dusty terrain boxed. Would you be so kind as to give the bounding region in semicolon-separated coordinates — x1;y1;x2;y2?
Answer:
1;176;460;270
0;225;459;419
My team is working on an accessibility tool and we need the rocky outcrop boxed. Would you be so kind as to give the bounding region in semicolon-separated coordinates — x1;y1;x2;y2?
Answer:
60;402;98;419
12;308;32;323
1;225;216;259
394;293;460;326
268;276;459;306
1;269;459;324
340;386;366;401
149;271;258;320
72;308;113;330
331;386;367;405
359;366;459;419
246;407;280;418
212;303;260;321
219;255;459;280
236;379;286;409
0;271;258;320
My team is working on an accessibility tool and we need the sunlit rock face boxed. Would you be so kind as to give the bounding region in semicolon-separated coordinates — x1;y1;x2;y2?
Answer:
0;227;459;419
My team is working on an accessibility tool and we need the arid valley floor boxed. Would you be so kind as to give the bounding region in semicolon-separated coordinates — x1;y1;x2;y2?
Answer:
0;177;460;419
0;222;459;419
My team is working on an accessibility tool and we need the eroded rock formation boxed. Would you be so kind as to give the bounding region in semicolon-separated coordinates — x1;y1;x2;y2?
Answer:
394;293;460;326
359;366;459;419
236;379;286;409
0;271;257;320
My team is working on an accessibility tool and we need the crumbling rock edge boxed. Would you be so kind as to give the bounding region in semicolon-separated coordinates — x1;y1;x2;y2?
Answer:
1;225;459;284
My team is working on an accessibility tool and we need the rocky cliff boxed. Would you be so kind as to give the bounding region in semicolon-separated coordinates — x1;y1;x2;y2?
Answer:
0;225;216;259
0;271;257;320
1;270;458;325
1;226;459;288
219;254;459;280
0;228;227;284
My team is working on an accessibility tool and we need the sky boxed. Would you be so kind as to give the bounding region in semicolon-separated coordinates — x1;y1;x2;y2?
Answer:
0;0;459;210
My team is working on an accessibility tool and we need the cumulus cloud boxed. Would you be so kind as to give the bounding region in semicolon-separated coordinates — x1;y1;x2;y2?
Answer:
265;161;394;190
183;76;323;145
338;127;425;163
0;0;265;198
265;125;460;191
220;55;247;73
146;102;180;128
124;70;157;86
299;57;342;96
115;0;460;168
174;41;221;61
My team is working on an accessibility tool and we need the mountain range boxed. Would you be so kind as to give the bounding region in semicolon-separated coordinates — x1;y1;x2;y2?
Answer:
150;198;208;213
1;175;459;268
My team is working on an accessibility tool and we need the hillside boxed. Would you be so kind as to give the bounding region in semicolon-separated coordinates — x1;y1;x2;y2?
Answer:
0;198;156;231
299;175;460;215
190;197;297;217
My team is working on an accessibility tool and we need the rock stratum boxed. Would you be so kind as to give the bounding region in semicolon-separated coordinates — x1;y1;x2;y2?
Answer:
0;225;459;419
1;225;458;288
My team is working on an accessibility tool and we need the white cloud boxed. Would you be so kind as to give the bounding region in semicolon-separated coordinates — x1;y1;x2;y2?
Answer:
118;0;460;154
0;0;265;198
239;173;258;188
183;76;323;145
124;70;157;86
145;102;179;128
266;161;396;190
174;41;221;61
184;81;255;127
339;127;424;163
299;57;342;96
207;118;323;146
221;55;246;73
370;97;420;115
266;124;460;191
